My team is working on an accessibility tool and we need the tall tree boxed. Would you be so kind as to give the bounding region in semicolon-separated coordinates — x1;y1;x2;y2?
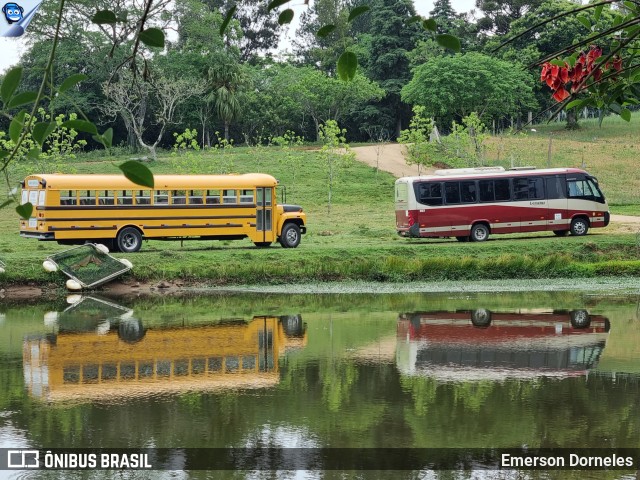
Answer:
429;0;458;33
476;0;544;35
358;0;423;138
206;53;250;142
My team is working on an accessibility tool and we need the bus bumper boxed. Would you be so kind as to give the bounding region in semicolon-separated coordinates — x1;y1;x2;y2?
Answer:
397;224;420;237
20;231;54;240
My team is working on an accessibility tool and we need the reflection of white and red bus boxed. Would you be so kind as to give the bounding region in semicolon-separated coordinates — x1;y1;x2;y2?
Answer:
396;309;610;380
395;167;610;242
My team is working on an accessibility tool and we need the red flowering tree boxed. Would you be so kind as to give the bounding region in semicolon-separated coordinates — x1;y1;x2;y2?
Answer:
501;0;640;123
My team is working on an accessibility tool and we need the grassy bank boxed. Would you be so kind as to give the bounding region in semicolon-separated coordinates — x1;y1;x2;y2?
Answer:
1;124;639;287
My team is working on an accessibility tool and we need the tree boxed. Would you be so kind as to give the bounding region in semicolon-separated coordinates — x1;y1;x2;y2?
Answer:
429;0;458;34
103;72;204;159
475;0;544;36
206;53;250;142
318;120;354;214
357;0;423;138
401;53;537;128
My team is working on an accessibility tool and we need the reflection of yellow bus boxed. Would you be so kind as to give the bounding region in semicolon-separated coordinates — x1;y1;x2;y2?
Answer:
19;173;307;252
23;315;307;402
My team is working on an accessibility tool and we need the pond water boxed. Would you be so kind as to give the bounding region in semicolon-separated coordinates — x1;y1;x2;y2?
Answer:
1;290;640;479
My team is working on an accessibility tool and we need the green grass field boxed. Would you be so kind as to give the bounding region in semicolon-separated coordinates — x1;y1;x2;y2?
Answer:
0;117;639;287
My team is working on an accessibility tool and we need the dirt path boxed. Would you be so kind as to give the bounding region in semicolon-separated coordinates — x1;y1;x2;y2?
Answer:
351;144;640;227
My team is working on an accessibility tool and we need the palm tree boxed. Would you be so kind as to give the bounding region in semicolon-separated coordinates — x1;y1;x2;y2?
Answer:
206;55;250;142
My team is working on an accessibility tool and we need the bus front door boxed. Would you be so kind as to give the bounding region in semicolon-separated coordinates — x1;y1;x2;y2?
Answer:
545;175;569;231
256;188;275;244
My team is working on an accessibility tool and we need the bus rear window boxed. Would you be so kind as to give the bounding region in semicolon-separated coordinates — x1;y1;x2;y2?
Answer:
415;182;442;206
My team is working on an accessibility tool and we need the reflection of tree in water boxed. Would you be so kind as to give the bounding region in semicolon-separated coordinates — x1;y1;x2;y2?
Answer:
320;361;359;413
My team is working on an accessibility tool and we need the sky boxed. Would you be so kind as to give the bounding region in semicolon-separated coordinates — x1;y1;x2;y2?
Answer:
0;0;478;73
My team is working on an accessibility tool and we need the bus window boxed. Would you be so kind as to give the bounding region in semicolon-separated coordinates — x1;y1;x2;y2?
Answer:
495;179;510;201
118;190;133;205
528;178;544;199
208;357;222;372
136;191;151;205
58;190;73;205
460;181;477;203
479;180;495;202
514;177;543;200
223;189;237;204
172;190;187;205
79;191;96;206
568;179;590;198
21;190;28;205
100;191;115;206
239;189;254;204
445;182;460;204
545;176;565;199
38;191;46;206
587;179;603;200
188;190;204;205
205;190;220;205
416;182;443;206
154;190;169;205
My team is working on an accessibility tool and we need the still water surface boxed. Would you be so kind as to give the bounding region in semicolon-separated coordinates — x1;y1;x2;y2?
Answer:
1;290;640;478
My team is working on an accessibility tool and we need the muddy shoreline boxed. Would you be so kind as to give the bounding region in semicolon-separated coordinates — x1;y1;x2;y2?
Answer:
3;276;640;303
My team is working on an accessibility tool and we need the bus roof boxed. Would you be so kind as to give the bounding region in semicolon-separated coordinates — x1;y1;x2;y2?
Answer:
24;173;279;190
396;167;589;183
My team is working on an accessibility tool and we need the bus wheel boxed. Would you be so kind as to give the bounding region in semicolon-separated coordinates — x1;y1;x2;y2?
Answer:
471;309;492;327
254;242;272;248
553;230;569;237
570;309;591;329
279;223;301;248
470;223;489;242
456;236;469;242
570;217;589;236
118;318;146;343
116;227;142;253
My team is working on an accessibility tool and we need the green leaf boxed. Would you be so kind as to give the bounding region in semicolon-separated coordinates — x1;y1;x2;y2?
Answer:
0;151;8;159
317;25;336;38
406;15;422;24
16;202;33;220
220;5;237;35
620;108;631;122
267;0;290;11
119;161;154;188
62;119;98;135
576;15;591;29
1;67;22;104
92;10;117;24
423;18;437;32
565;99;583;110
7;91;37;108
32;121;56;146
594;4;604;21
550;59;566;67
102;128;113;148
278;9;294;25
9;111;26;144
623;1;635;10
337;51;358;81
139;28;165;48
348;5;370;22
59;74;88;93
27;148;40;160
435;34;461;52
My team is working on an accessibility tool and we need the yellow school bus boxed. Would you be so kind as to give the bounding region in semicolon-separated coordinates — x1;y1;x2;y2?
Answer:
23;314;307;403
19;173;307;252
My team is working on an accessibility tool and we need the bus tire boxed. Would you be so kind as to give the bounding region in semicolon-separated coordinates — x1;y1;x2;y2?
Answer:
570;309;591;329
470;223;490;242
553;230;569;237
118;318;146;343
254;242;272;248
279;223;301;248
116;227;143;253
456;236;469;242
471;309;492;327
570;217;589;236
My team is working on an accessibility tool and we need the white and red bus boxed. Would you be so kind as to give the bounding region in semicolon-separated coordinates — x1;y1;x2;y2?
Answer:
395;167;610;242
